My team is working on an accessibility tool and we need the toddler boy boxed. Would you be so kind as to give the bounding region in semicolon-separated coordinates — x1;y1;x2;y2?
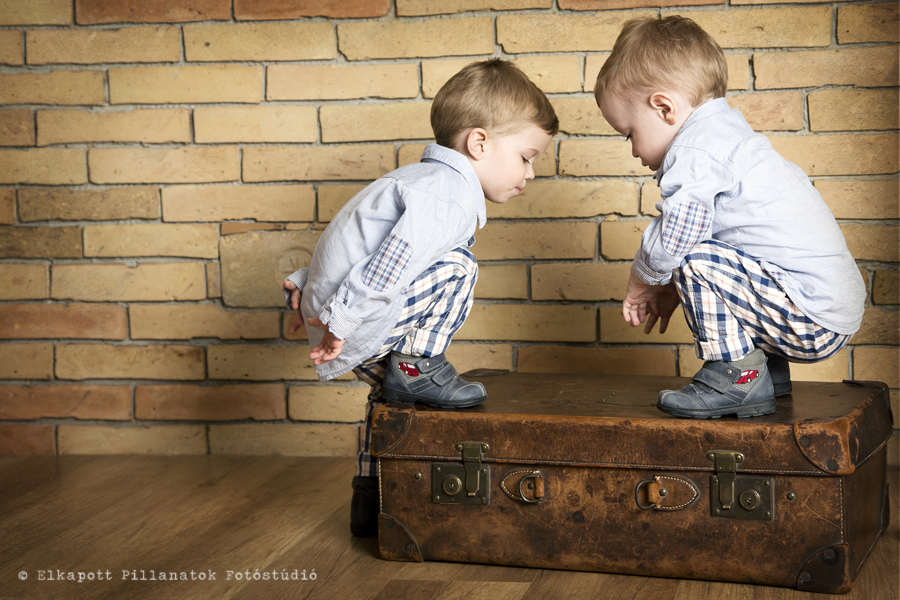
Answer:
594;16;865;419
284;59;558;534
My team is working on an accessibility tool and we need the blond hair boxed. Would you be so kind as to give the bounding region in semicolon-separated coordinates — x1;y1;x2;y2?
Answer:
431;59;559;150
594;16;727;107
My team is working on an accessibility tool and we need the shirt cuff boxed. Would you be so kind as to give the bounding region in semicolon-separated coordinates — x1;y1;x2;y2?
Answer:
633;250;672;286
317;297;361;341
283;268;309;310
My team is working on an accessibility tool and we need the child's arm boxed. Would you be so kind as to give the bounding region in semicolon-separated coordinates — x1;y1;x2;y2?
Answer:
623;266;681;334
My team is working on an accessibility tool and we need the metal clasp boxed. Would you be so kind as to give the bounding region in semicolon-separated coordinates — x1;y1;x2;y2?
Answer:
707;450;774;521
432;442;490;505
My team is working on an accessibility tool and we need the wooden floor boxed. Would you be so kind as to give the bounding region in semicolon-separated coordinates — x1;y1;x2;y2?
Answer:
0;456;897;600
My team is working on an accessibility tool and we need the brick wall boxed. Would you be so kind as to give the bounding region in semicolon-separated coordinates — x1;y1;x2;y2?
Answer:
0;0;897;456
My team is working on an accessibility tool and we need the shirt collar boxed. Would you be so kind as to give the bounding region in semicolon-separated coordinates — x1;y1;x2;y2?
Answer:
421;143;487;228
655;97;730;184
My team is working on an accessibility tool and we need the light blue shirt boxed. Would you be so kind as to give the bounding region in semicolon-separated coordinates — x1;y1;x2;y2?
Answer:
286;144;486;382
634;98;865;335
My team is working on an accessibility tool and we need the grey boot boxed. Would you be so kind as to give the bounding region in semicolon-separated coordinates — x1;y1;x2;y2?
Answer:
764;351;792;396
382;351;487;408
658;348;776;419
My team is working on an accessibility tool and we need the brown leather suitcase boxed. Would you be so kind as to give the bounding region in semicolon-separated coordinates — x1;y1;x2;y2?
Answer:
371;372;893;594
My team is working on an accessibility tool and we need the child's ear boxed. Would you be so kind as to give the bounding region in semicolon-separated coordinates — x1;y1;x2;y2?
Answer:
649;92;678;125
465;128;489;160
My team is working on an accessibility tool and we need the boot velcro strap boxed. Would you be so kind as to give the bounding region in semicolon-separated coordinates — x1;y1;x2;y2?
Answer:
693;364;739;394
431;362;458;387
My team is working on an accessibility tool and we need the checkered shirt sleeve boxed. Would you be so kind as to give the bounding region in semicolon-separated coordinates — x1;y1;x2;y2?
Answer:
662;201;712;256
362;234;413;292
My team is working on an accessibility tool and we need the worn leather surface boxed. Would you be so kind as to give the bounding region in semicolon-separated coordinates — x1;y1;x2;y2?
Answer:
374;373;893;593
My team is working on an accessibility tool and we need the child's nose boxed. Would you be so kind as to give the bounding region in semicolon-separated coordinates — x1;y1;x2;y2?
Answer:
525;163;535;180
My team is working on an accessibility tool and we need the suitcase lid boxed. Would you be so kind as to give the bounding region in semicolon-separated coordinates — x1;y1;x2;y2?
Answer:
371;373;893;476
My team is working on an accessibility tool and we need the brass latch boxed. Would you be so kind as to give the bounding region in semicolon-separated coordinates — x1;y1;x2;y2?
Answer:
432;442;490;505
707;450;774;521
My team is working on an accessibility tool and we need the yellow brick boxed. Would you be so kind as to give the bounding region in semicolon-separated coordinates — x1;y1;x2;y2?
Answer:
130;305;279;340
422;59;479;99
27;26;180;64
399;143;427;167
317;184;366;222
0;343;52;379
37;109;190;145
0;148;86;184
601;219;648;260
0;0;70;25
194;106;315;144
56;344;205;380
536;146;557;177
678;347;851;382
89;146;239;184
19;187;158;221
321;103;432;143
563;0;723;7
518;346;676;376
0;303;126;340
243;145;394;182
83;224;218;259
755;47;899;90
853;347;899;388
52;262;206;301
58;425;207;455
769;133;899;176
0;30;23;65
842;225;900;262
532;262;631;301
873;271;899;305
78;0;231;24
136;383;284;420
641;181;663;216
0;225;82;258
498;12;655;53
340;18;492;60
456;304;595;342
109;65;262;104
476;265;527;299
163;184;314;222
476;222;596;260
0;264;49;299
0;70;105;105
0;188;11;223
855;308;900;345
184;22;334;61
0;109;33;145
398;0;550;15
288;385;369;422
206;262;220;298
219;230;321;308
223;223;287;235
682;7;830;48
814;180;899;220
208;345;321;381
809;89;899;132
489;180;637;219
209;423;357;457
269;64;418;101
560;139;644;177
728;91;803;131
446;343;514;373
555;97;613;136
838;2;899;44
515;55;582;94
0;384;131;420
601;306;693;344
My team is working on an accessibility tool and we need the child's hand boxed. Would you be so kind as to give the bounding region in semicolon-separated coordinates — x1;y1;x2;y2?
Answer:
283;279;304;334
622;269;681;335
307;317;345;365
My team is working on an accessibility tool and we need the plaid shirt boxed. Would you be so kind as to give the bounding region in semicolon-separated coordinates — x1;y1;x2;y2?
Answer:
285;144;486;382
634;98;864;335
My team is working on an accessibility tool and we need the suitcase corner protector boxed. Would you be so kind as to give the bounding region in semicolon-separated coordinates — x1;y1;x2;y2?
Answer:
378;513;423;562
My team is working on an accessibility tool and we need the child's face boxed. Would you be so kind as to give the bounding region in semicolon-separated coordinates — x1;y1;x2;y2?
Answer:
599;91;682;172
471;124;552;204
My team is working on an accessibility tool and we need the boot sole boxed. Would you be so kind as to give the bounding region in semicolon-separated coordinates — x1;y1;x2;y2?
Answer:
657;397;777;419
382;387;486;409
